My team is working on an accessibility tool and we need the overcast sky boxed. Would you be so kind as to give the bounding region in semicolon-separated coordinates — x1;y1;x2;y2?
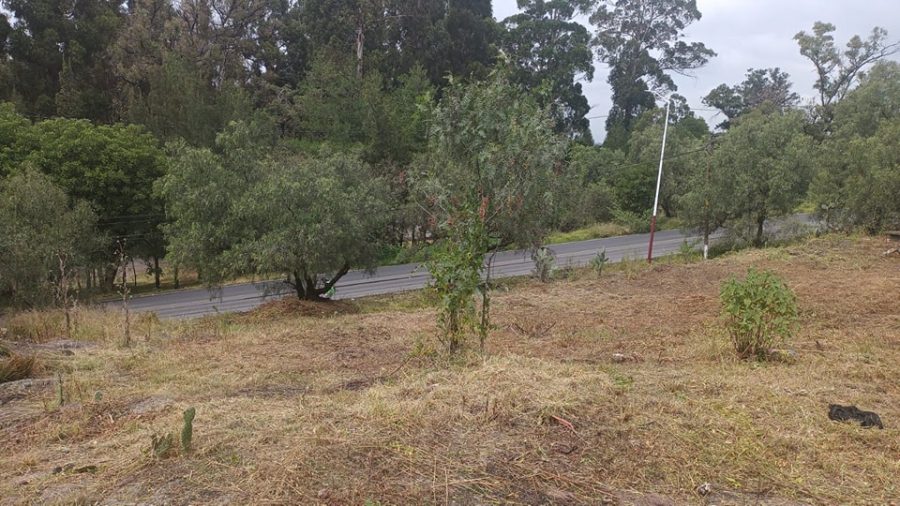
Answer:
492;0;900;141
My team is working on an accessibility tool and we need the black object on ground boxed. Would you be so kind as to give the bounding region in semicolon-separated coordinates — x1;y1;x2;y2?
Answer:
828;404;884;429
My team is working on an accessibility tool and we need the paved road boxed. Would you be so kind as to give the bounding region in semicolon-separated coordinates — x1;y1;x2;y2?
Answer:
115;213;820;319
114;227;727;319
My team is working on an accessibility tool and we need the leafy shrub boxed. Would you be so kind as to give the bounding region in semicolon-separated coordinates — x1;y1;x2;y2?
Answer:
678;240;699;262
531;247;555;283
720;269;798;360
613;209;651;233
426;212;486;353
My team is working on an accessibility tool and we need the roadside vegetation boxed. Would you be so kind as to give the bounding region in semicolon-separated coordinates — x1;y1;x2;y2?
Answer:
1;1;899;502
1;235;897;503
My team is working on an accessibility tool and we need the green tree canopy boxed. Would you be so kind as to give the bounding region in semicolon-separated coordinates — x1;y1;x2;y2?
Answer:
158;119;391;300
419;73;566;350
0;167;101;306
589;0;715;150
809;62;900;232
613;106;709;217
2;0;122;121
795;21;899;131
682;109;813;246
501;0;594;143
703;68;800;130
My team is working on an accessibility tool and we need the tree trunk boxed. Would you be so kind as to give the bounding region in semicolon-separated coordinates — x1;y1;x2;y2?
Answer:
291;264;351;301
173;266;180;289
153;256;161;289
755;214;766;247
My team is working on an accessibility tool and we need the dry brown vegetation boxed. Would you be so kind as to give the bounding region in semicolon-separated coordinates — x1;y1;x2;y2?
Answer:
0;235;898;505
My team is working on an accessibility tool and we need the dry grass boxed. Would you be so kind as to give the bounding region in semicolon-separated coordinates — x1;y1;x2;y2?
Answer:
0;354;36;383
0;235;898;505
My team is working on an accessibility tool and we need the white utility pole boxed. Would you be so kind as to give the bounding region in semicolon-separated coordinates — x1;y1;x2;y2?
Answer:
647;98;670;264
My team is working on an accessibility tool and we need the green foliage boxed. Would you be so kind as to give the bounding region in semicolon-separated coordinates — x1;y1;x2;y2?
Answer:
150;432;175;459
159;119;391;300
678;240;699;262
681;109;813;246
294;56;433;165
816;118;900;232
426;208;487;353
551;144;623;232
794;21;899;132
589;0;715;149
810;63;900;233
421;73;566;352
0;112;169;271
501;0;594;142
613;209;650;234
423;73;567;250
547;222;629;244
531;247;556;283
720;269;798;360
2;0;122;121
703;68;800;130
181;407;195;453
617;108;709;217
0;167;102;306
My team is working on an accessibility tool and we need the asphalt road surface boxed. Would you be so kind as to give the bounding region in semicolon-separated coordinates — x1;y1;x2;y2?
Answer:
113;226;729;319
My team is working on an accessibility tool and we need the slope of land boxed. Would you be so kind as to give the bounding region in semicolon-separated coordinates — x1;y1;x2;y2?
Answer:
1;235;898;504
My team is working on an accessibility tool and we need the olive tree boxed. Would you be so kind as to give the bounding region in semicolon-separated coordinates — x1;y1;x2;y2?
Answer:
0;167;101;315
809;62;900;232
681;109;813;247
158;119;390;300
420;74;567;351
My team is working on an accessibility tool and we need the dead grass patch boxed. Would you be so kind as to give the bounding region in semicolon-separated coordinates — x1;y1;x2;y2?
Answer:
0;235;897;504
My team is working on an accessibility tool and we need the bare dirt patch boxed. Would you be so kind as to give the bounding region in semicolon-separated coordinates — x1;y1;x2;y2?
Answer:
0;235;897;504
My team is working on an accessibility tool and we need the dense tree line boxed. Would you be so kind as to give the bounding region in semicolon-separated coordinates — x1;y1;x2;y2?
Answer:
0;0;897;318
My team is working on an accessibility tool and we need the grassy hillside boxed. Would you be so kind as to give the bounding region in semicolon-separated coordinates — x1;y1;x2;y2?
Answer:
1;235;898;504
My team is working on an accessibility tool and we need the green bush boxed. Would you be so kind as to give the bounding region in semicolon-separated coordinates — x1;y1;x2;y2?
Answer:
720;269;798;360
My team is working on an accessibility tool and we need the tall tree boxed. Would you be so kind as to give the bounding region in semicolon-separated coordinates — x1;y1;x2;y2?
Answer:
795;22;899;130
2;0;122;121
809;62;900;232
589;0;715;150
502;0;595;143
703;68;800;129
614;105;708;217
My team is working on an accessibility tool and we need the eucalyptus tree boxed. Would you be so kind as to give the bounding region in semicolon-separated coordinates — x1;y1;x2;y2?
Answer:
795;22;899;132
420;74;567;351
588;0;715;150
501;0;594;143
703;68;800;129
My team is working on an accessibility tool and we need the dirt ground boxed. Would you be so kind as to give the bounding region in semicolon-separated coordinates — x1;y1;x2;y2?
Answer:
0;235;898;505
